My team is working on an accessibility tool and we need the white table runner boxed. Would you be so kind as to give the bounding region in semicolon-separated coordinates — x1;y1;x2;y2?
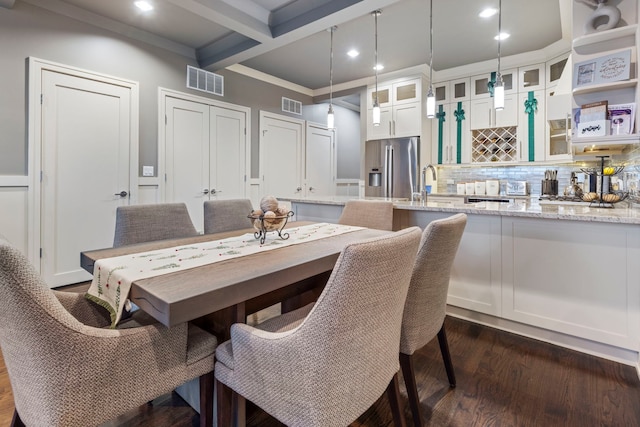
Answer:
86;223;362;327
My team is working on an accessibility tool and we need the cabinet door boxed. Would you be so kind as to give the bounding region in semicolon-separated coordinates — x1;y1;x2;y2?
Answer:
450;100;471;163
367;84;392;109
494;94;519;127
393;78;421;105
431;103;452;164
450;77;471;102
518;63;546;92
434;81;449;104
366;107;392;140
393;103;421;137
546;52;569;87
471;74;491;99
470;98;493;129
545;90;573;161
517;90;545;162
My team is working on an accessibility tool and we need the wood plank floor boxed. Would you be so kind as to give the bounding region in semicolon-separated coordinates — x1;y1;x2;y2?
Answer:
2;315;639;426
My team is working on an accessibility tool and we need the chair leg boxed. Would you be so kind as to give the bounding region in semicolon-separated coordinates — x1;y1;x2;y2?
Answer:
400;353;423;427
386;372;407;427
437;324;456;388
216;377;234;427
11;410;25;427
199;371;214;427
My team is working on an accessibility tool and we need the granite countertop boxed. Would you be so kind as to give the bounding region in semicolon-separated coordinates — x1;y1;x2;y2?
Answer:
281;195;640;225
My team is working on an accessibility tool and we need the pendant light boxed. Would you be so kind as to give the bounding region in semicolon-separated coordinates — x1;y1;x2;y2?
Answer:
494;0;505;110
327;26;336;130
426;0;435;118
372;10;381;127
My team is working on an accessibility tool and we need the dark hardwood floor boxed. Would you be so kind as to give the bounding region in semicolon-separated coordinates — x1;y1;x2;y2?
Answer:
2;315;639;426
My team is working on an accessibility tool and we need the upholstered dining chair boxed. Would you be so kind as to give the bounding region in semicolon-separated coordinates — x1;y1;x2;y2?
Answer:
0;238;217;427
338;199;394;230
400;213;467;427
113;203;198;247
203;198;253;234
215;226;422;427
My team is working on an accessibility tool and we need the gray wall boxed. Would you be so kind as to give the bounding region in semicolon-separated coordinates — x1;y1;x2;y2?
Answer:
301;103;361;179
0;2;317;178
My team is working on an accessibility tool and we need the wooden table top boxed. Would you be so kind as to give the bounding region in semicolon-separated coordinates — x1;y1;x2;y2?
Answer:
80;222;389;326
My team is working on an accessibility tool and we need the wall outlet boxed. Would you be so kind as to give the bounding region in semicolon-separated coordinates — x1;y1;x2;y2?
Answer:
142;166;154;177
446;179;455;185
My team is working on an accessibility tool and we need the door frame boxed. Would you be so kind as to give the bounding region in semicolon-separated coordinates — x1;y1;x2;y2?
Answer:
27;57;139;268
158;87;251;203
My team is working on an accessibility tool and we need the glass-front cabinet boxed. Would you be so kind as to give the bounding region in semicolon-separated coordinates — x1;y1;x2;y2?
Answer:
518;63;546;92
545;91;572;160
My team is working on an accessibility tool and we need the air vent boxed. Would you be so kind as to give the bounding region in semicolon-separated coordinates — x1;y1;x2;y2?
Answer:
282;97;302;115
186;65;223;96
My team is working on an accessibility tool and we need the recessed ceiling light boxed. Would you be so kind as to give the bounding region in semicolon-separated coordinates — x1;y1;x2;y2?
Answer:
347;49;359;58
134;1;153;12
373;64;384;71
494;32;510;40
479;8;497;18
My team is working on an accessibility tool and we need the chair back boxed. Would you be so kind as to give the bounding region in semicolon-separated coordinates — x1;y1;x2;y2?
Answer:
203;199;253;234
400;213;467;355
113;203;198;247
338;199;394;230
258;227;420;425
0;239;93;425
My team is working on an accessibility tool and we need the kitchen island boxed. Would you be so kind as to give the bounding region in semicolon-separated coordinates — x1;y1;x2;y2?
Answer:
282;196;640;372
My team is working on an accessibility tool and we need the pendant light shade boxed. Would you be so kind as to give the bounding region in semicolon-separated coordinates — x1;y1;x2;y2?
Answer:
372;10;381;127
494;0;505;110
426;0;435;118
327;26;336;130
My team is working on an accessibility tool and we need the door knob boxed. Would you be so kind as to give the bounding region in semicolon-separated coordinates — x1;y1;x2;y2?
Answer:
114;191;128;197
296;187;302;192
210;189;219;195
203;189;209;194
309;187;314;191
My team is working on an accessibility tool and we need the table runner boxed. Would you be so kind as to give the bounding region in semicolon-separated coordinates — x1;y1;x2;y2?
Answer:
86;223;363;327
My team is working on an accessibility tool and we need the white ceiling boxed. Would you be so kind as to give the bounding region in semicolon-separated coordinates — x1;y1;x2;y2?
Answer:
21;0;569;92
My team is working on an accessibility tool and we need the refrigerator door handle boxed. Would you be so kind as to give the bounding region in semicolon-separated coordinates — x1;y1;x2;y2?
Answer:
384;145;390;198
388;146;394;198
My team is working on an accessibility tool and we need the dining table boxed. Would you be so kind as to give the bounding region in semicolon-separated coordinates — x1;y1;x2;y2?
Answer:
80;221;391;426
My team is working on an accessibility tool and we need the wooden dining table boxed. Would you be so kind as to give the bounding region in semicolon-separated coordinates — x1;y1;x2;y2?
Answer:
81;221;390;426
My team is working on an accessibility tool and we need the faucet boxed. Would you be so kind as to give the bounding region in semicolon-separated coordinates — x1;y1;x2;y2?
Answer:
420;165;437;202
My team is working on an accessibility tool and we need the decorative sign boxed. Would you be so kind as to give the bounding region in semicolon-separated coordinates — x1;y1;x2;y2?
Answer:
573;48;631;88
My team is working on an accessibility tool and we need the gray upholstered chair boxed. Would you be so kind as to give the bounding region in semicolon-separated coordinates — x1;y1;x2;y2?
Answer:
113;203;198;247
0;238;217;427
203;199;253;234
338;199;394;230
399;213;467;427
215;227;422;427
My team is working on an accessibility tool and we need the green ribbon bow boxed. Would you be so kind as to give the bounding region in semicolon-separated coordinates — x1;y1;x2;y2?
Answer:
524;91;537;162
454;102;465;164
437;105;445;164
488;71;496;97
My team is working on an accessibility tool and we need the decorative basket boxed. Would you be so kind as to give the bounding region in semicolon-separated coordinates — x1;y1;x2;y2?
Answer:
247;211;294;244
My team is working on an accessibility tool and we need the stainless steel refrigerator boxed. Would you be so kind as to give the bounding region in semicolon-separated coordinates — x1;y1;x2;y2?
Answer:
364;137;420;199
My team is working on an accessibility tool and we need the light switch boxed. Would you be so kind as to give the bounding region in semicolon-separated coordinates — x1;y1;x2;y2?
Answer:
142;166;154;177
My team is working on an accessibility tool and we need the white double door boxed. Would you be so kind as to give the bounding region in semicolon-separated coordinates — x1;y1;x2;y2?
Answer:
259;112;335;199
36;63;138;287
165;96;248;232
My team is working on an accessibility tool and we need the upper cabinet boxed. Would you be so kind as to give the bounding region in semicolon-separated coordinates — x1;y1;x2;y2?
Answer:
546;52;570;88
450;77;471;102
518;63;546;92
366;77;423;140
471;68;518;99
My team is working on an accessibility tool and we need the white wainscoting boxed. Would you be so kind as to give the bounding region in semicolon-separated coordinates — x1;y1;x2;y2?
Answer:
0;176;30;257
335;179;363;197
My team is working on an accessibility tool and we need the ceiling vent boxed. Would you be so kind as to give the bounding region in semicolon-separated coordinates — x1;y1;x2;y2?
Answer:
282;97;302;115
186;65;223;96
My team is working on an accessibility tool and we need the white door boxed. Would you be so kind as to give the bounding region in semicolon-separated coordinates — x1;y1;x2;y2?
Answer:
305;123;334;197
41;70;133;286
165;97;210;231
210;106;247;200
260;112;304;199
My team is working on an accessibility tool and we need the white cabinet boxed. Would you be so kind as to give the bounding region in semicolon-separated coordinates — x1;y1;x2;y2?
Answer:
432;101;471;164
471;68;517;99
546;91;573;161
546;52;569;88
517;90;546;162
518;63;546;92
366;77;423;139
450;77;471;102
469;94;518;130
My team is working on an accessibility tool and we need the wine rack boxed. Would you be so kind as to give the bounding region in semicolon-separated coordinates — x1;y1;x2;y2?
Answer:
471;126;518;163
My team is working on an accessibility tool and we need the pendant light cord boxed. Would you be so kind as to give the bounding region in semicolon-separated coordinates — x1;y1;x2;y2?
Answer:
329;26;334;106
497;0;502;78
429;0;433;89
374;10;379;102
